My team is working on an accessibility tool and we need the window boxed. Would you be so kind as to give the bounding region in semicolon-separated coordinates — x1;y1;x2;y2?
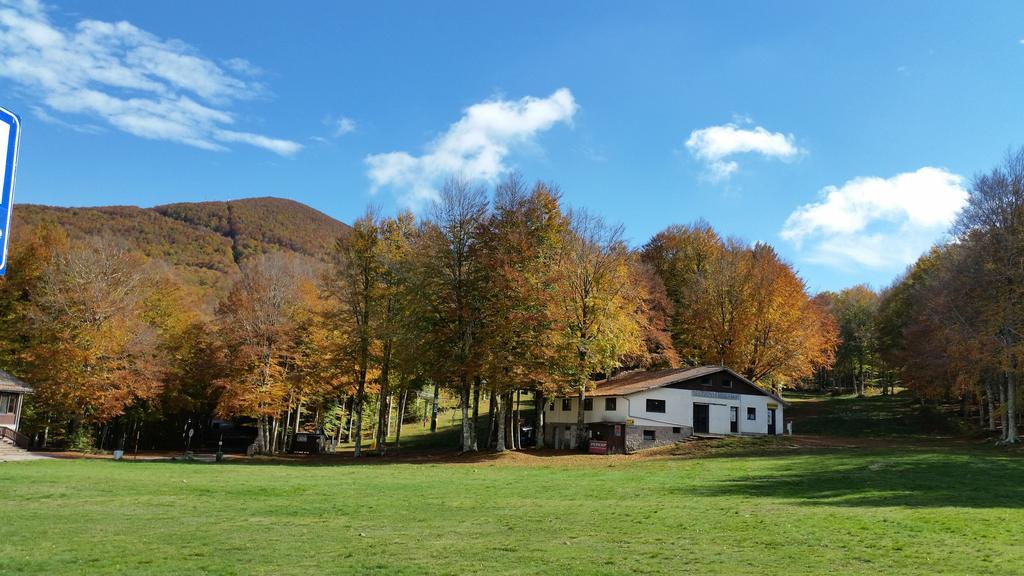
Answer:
642;430;656;441
701;377;712;386
747;407;756;420
721;379;732;388
548;402;555;412
672;427;681;434
0;393;16;414
583;398;593;411
646;399;666;413
562;398;571;411
605;398;617;411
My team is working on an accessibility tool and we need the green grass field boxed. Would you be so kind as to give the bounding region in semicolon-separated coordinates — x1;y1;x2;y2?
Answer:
4;394;1023;575
4;443;1024;575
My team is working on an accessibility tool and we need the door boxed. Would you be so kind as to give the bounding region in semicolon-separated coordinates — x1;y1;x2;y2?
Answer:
767;409;776;435
730;406;738;433
693;403;710;434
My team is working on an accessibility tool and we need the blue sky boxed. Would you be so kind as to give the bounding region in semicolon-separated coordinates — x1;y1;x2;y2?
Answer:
2;0;1022;292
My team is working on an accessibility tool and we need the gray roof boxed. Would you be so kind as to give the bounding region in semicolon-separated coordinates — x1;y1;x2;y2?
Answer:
0;369;32;394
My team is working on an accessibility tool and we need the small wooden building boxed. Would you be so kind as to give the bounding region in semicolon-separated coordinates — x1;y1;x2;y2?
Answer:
0;369;32;433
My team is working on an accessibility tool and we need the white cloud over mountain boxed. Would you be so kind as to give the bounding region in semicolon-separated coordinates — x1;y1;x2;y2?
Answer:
0;0;300;155
366;88;577;205
686;122;802;181
781;167;968;270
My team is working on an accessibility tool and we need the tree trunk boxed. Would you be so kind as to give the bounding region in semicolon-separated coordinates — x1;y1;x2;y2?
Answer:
471;376;481;451
343;395;353;442
459;375;474;453
534;390;545;449
271;416;280;454
999;373;1007;438
986;381;997;431
353;379;366;458
430;381;440;432
485;388;496;450
504;391;514;449
334;416;343;452
495;393;506;452
387;394;395;437
376;393;388;456
395;388;408;451
576;384;587;450
283;395;294;452
514;390;522;449
1007;371;1019;444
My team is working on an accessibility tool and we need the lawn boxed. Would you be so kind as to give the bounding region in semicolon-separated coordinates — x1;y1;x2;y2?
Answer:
785;389;974;438
4;441;1024;575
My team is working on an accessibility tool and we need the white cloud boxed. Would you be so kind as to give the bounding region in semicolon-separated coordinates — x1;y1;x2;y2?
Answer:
781;167;968;270
366;88;578;205
334;117;356;137
0;0;300;155
685;122;802;181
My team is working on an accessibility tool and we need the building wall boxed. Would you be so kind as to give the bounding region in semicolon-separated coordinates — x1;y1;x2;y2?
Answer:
0;392;21;431
546;388;785;436
624;424;692;452
545;395;628;425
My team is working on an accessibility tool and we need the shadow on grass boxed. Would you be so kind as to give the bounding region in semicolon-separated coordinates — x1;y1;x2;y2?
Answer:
686;448;1024;508
787;390;974;438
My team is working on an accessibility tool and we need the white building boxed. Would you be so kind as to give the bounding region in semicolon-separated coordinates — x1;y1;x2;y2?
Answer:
544;366;787;453
0;369;31;433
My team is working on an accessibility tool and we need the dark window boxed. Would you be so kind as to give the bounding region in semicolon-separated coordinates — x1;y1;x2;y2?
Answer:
672;427;681;434
721;379;732;388
605;398;617;411
701;377;712;386
583;398;593;411
562;398;571;411
0;393;16;414
646;399;666;413
548;402;555;412
642;430;656;441
747;407;756;420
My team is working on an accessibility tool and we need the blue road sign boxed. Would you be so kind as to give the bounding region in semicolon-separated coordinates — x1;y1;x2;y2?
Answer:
0;107;21;276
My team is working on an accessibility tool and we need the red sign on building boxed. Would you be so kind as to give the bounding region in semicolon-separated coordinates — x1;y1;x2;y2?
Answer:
588;440;608;455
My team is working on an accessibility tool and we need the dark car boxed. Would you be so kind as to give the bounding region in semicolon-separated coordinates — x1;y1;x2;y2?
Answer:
289;432;327;454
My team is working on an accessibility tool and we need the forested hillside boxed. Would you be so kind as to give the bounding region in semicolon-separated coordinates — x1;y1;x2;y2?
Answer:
0;174;841;456
12;197;348;297
153;197;349;263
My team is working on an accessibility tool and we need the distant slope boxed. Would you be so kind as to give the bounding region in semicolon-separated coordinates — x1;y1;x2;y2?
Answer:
153;197;348;263
12;197;348;294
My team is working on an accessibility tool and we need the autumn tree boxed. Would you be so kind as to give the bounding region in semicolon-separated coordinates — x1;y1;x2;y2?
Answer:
478;174;569;451
552;210;647;448
371;212;417;455
950;149;1024;443
21;237;164;447
816;285;882;395
326;209;386;458
416;178;490;452
643;225;836;388
215;253;308;455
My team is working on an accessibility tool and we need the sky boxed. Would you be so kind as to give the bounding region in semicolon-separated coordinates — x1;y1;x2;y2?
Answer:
1;0;1023;292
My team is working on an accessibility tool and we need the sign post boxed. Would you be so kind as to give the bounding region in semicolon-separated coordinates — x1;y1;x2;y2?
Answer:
0;107;21;276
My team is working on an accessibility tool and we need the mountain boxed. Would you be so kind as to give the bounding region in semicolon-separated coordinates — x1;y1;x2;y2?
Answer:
12;197;348;295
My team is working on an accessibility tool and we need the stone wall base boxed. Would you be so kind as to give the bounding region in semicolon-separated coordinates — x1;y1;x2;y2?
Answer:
625;424;692;453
